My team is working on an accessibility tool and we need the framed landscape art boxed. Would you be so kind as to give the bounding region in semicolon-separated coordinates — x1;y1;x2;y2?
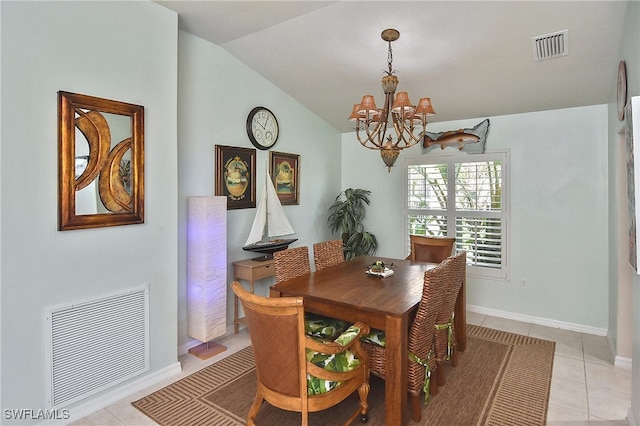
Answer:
270;151;299;205
215;145;256;210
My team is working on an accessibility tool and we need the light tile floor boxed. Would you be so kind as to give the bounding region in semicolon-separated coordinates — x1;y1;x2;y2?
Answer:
72;313;631;425
470;312;631;426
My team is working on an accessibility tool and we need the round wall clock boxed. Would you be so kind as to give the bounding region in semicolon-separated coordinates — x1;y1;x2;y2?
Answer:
618;60;627;121
246;106;279;150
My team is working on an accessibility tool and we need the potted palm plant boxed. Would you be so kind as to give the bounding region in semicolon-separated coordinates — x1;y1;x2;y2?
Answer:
327;188;378;261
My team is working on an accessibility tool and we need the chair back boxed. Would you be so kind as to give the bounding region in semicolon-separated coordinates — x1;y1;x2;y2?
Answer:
232;281;305;397
434;251;467;363
406;258;451;393
409;235;456;263
274;246;311;284
437;251;466;323
313;239;344;271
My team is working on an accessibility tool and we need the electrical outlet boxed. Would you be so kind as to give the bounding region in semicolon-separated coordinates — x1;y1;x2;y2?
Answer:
520;279;527;288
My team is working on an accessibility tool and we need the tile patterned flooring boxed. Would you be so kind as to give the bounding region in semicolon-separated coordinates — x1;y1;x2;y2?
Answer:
470;313;631;426
72;313;631;425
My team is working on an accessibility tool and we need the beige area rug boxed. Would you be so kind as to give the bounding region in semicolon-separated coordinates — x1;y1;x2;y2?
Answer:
132;325;555;425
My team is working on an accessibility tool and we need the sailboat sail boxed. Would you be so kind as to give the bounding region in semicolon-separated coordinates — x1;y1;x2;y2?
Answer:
244;173;295;247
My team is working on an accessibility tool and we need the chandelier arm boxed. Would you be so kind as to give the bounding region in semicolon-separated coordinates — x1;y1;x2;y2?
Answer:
401;122;423;147
391;113;406;147
374;116;390;143
364;119;387;147
402;132;422;147
359;93;392;148
391;113;424;148
373;93;395;147
405;117;430;146
359;140;389;150
402;116;418;145
356;125;384;149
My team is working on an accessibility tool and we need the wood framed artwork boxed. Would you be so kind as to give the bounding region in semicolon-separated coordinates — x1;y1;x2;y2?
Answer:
270;151;299;205
626;97;640;272
618;60;627;121
215;145;256;210
58;91;144;231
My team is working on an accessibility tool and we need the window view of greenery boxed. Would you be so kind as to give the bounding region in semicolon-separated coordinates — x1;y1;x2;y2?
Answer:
407;158;504;270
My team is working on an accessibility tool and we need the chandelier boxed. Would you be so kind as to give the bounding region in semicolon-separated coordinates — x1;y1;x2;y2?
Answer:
349;28;436;172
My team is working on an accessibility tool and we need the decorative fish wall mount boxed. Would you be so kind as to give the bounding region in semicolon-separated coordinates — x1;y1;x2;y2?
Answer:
423;119;490;154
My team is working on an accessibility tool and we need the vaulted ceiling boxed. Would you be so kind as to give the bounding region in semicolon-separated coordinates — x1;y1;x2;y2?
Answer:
156;1;628;132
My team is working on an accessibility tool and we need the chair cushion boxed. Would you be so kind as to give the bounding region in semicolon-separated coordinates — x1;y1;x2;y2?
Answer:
361;328;386;347
305;325;363;395
304;313;352;341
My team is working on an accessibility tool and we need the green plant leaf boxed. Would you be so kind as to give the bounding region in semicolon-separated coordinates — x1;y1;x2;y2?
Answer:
327;188;377;260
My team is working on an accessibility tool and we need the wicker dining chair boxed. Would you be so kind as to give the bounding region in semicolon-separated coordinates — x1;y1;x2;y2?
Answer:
274;246;311;284
313;239;345;271
408;235;456;263
434;251;467;387
360;257;452;421
232;281;371;426
274;246;351;341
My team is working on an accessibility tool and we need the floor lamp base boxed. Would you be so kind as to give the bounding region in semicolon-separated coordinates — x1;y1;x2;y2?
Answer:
188;341;227;360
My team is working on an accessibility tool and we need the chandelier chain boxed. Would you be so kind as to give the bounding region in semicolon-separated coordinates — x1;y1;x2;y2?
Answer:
387;41;394;75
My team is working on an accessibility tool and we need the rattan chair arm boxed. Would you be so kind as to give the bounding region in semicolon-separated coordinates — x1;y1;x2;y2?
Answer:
305;321;370;354
306;361;364;382
348;321;370;337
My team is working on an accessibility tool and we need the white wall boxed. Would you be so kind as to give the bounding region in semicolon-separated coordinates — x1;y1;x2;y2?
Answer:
0;1;178;422
609;0;640;422
176;32;342;351
342;105;610;330
608;0;637;368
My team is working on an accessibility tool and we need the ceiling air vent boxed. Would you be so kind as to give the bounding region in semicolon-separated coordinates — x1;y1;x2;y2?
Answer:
531;30;568;62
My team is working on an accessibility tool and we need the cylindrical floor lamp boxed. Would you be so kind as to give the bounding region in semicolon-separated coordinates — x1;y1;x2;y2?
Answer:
187;196;227;359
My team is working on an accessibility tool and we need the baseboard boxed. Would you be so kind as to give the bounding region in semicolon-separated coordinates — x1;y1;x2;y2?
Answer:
179;338;203;356
616;355;633;369
37;361;182;426
467;304;608;336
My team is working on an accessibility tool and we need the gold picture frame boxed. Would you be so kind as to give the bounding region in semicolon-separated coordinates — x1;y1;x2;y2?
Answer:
58;91;144;231
215;145;256;210
270;151;299;205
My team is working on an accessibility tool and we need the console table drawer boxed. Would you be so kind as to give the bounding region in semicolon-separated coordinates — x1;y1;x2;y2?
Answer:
232;258;275;333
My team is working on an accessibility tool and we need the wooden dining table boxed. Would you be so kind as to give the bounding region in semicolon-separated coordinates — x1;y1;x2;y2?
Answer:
269;255;466;426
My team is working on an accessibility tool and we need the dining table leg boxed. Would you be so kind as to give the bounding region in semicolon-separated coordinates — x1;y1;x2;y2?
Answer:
384;314;408;426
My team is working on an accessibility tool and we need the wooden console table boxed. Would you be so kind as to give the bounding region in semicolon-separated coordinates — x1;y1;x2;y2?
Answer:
232;258;275;333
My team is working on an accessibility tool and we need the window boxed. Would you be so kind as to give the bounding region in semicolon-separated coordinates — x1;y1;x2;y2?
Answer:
405;152;508;279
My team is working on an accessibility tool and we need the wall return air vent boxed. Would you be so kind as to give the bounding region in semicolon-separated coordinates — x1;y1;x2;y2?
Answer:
531;30;568;62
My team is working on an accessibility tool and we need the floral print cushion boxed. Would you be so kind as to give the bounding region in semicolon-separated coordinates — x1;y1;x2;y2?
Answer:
305;325;363;395
304;313;352;341
360;328;386;347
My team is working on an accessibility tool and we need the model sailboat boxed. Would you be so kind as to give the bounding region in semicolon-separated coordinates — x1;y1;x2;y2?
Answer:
242;171;297;259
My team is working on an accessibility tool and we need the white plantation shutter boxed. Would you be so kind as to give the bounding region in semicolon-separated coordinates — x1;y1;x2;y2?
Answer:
455;216;502;268
406;152;508;279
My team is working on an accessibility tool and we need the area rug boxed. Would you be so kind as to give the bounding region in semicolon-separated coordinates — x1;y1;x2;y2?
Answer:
132;325;555;425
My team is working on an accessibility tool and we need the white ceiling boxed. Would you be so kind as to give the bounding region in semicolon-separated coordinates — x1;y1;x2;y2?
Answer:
156;1;629;133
